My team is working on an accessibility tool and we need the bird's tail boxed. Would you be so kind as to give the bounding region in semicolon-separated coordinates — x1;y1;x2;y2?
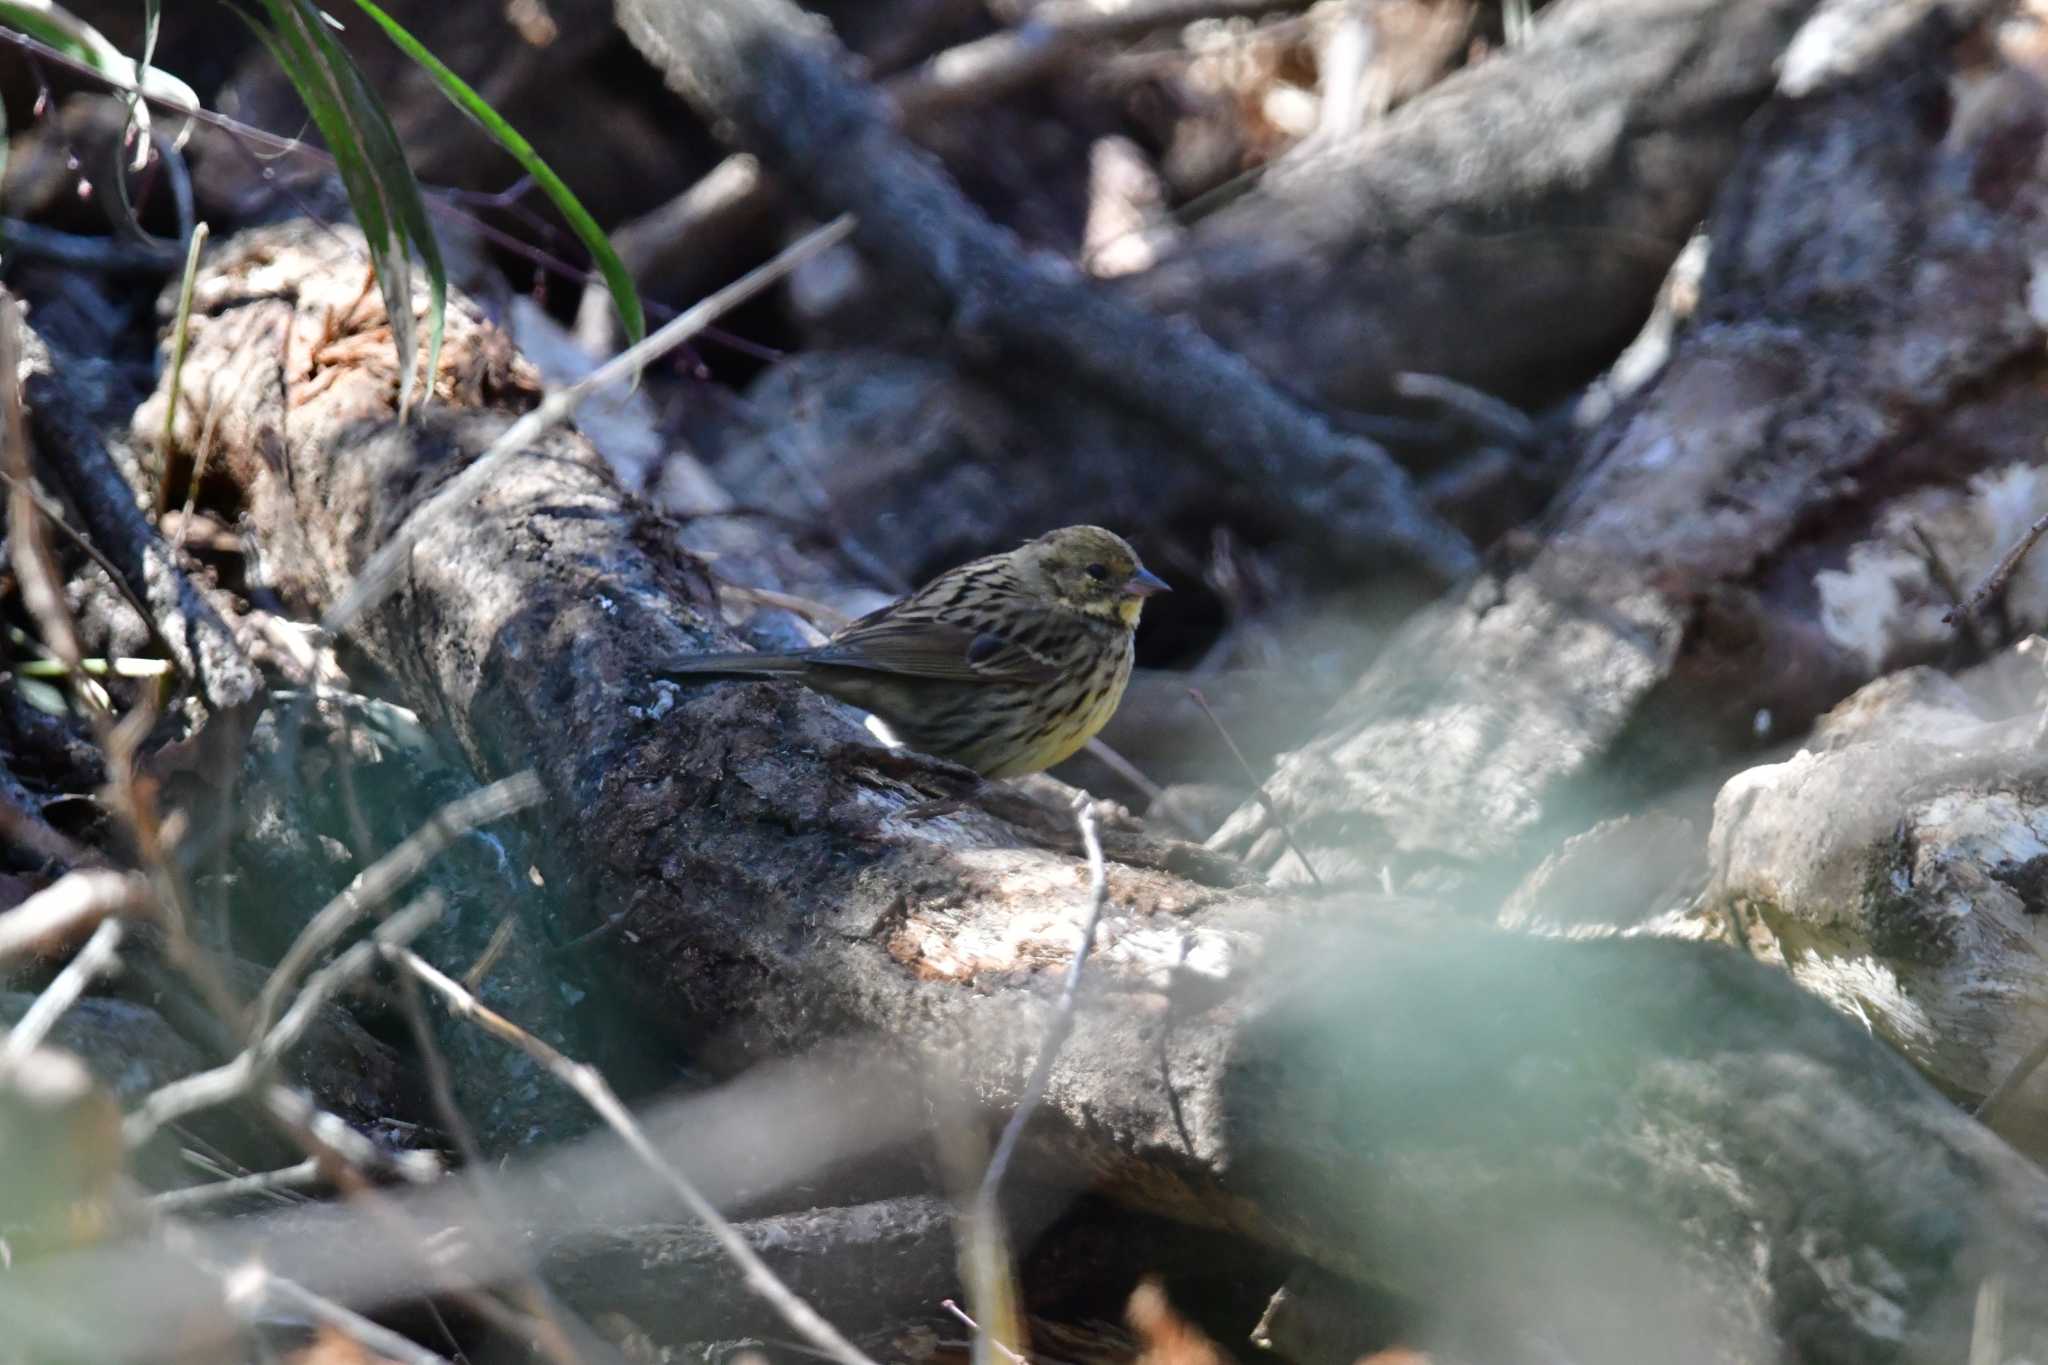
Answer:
654;651;812;683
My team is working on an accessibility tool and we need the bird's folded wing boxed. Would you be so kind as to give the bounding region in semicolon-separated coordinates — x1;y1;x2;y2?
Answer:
813;611;1062;684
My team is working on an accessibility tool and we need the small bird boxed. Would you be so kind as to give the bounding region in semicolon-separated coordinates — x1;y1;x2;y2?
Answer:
659;526;1169;777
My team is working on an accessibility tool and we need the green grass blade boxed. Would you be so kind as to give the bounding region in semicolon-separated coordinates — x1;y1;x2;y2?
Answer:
266;0;417;411
136;0;161;165
0;3;117;65
246;0;427;416
301;5;444;409
345;0;645;346
0;3;199;106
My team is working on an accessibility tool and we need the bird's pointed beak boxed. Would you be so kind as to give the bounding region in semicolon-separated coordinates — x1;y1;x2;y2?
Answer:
1124;566;1171;598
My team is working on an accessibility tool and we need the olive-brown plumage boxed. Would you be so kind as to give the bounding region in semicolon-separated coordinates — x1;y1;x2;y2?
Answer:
658;526;1168;777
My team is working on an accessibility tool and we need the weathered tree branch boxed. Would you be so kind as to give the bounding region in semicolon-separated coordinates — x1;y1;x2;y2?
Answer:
1127;0;1824;409
611;0;1476;584
18;331;259;714
106;219;2048;1360
699;0;1841;598
1218;0;2047;880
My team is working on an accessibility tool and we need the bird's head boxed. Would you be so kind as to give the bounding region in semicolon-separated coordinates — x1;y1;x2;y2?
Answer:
1019;525;1170;627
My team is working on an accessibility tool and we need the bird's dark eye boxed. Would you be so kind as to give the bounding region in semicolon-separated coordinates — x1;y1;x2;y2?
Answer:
1085;563;1109;581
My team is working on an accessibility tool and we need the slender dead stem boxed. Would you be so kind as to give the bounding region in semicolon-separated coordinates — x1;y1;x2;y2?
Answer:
392;958;596;1365
460;910;521;991
0;774;99;871
2;291;86;676
0;869;154;963
149;1159;324;1213
389;944;883;1365
248;772;543;1039
1948;508;2048;627
1393;371;1537;448
0;469;166;658
127;895;445;1148
325;215;855;637
1081;737;1205;840
955;797;1110;1363
258;1084;442;1185
166;221;214;534
941;1299;1029;1365
976;796;1111;1208
1978;1031;2048;1129
0;917;127;1069
218;1260;453;1365
1187;687;1324;887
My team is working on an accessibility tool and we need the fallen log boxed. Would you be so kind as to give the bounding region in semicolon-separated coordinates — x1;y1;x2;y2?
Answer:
1217;0;2048;881
93;219;2048;1361
612;0;1476;586
694;0;1830;594
1708;647;2048;1162
1125;0;1818;411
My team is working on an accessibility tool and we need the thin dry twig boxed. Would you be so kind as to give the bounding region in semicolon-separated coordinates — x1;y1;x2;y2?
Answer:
126;894;445;1149
389;944;883;1365
166;221;214;534
2;291;86;678
0;469;166;658
710;581;856;637
1081;737;1205;840
460;910;521;992
393;936;597;1365
259;1080;442;1186
0;867;153;964
1393;371;1537;448
955;797;1110;1364
149;1158;324;1213
572;153;767;353
1972;1275;2006;1365
1909;522;1993;659
219;1260;452;1365
1186;687;1324;887
941;1299;1029;1365
976;796;1110;1208
248;772;543;1039
1978;1032;2048;1129
896;1;1316;121
0;917;127;1069
0;773;99;871
1947;508;2048;627
326;215;856;637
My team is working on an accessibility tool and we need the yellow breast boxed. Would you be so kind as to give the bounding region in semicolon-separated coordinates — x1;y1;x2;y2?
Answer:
982;649;1134;778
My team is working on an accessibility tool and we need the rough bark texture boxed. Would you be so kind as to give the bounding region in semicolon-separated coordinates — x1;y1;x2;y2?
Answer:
544;1196;959;1346
611;0;1477;585
110;220;2048;1362
694;0;1831;599
1125;0;1820;410
21;332;259;715
1708;649;2048;1160
1218;0;2048;882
